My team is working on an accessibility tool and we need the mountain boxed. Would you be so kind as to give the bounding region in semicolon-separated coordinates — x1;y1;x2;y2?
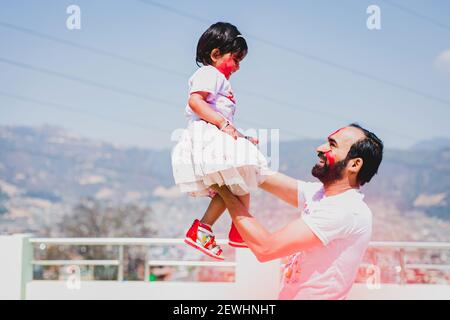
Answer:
277;138;450;221
411;137;450;151
0;125;172;204
0;125;448;240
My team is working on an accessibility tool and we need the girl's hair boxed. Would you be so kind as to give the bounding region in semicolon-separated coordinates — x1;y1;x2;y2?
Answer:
196;22;248;66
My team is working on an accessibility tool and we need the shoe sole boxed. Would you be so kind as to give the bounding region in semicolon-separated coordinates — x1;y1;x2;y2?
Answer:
184;237;225;260
228;240;248;248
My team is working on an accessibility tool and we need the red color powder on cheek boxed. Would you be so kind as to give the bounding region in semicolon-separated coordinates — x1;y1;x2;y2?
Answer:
325;128;344;168
325;150;335;168
216;58;235;79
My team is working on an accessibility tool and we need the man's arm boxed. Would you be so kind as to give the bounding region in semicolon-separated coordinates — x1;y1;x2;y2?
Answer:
259;172;299;208
212;185;322;263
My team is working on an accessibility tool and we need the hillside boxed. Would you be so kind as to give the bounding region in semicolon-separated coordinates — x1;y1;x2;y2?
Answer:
0;125;448;241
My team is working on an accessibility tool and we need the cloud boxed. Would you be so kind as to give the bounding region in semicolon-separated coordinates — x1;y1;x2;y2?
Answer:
153;186;182;199
434;49;450;73
95;188;115;200
413;193;447;207
78;175;105;185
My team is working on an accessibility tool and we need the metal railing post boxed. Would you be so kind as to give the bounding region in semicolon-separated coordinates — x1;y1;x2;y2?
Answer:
21;234;34;299
144;245;149;282
399;248;407;285
118;245;124;281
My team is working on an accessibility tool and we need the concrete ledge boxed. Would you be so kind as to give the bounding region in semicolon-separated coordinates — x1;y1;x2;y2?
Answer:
26;280;277;300
348;283;450;300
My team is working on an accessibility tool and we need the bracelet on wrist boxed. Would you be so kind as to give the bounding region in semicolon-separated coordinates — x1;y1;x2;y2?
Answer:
219;119;230;131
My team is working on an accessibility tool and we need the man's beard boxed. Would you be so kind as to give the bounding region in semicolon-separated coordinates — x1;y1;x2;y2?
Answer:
311;157;348;185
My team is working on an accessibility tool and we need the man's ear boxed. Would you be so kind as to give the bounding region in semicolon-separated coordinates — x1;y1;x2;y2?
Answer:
210;48;221;63
349;157;363;174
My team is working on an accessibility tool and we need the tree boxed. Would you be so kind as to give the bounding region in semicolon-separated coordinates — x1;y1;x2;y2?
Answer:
38;198;156;280
58;198;155;237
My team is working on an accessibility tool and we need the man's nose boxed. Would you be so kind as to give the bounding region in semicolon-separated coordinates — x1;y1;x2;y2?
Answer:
317;143;330;153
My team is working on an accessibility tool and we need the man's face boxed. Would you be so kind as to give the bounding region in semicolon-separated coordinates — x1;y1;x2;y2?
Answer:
312;127;365;184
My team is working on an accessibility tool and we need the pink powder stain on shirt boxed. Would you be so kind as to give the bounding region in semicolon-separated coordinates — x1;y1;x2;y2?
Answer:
227;92;236;104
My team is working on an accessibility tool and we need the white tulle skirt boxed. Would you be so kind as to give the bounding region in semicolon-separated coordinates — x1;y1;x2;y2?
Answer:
171;120;272;197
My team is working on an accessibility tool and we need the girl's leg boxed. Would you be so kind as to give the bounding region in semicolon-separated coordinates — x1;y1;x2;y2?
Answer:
200;193;226;226
185;193;226;260
201;190;250;226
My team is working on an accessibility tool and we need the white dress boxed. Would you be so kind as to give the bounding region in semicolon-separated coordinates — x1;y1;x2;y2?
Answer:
171;66;271;197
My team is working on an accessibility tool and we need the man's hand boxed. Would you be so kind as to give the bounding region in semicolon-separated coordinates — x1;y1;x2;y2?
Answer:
209;184;221;192
210;184;322;262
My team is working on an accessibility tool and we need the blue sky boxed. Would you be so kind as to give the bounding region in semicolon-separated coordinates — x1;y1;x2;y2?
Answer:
0;0;449;150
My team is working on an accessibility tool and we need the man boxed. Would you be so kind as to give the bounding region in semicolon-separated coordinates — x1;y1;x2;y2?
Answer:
211;123;384;300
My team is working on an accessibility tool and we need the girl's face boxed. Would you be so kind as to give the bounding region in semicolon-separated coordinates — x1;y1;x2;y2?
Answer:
212;51;245;79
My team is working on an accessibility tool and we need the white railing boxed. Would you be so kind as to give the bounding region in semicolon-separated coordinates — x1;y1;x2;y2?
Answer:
367;241;450;284
369;241;450;249
26;236;281;300
28;238;450;283
1;234;449;299
1;234;282;299
29;238;235;282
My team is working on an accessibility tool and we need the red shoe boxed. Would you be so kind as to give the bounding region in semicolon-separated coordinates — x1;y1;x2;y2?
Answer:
228;223;248;248
184;219;225;260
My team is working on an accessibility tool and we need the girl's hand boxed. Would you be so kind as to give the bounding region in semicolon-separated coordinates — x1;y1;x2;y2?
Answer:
222;124;239;140
246;136;259;145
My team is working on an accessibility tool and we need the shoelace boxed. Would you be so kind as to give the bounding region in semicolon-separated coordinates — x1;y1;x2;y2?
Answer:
203;234;216;249
206;235;222;255
198;228;223;256
211;243;223;256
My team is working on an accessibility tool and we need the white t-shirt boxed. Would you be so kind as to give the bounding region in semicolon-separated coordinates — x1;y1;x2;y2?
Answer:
185;66;236;123
278;181;372;300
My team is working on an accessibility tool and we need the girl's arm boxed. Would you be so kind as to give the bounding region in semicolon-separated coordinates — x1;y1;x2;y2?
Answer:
189;92;227;128
189;92;239;139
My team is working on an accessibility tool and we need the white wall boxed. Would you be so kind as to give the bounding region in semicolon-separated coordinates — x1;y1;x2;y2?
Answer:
0;234;33;299
26;282;450;300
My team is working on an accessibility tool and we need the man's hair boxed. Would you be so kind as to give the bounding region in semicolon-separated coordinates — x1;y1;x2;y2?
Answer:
346;123;384;186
